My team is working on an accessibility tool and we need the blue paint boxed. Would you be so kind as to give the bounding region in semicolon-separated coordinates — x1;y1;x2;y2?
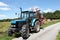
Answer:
31;18;37;26
11;19;26;25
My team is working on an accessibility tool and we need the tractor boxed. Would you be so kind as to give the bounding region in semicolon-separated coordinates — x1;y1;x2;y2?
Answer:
7;8;42;39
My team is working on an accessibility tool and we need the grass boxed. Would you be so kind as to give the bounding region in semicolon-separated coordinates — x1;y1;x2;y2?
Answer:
0;22;10;32
41;20;60;28
56;31;60;40
0;22;14;40
0;33;14;40
0;19;60;40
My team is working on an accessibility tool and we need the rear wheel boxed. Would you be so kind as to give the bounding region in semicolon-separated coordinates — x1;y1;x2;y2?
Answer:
21;24;29;39
34;21;40;33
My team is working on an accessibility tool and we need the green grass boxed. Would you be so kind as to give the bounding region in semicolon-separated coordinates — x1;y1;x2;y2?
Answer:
0;33;14;40
0;22;14;40
0;20;60;40
41;20;60;28
0;22;10;32
56;31;60;40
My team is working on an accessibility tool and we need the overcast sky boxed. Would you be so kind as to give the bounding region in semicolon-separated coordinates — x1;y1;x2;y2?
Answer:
0;0;60;19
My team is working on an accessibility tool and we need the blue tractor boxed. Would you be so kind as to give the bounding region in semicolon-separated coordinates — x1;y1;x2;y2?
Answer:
7;10;40;39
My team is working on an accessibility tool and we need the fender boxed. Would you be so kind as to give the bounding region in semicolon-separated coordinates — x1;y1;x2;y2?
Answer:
31;18;38;26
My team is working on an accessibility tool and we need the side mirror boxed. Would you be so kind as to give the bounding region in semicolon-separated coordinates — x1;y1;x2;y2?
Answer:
15;13;21;19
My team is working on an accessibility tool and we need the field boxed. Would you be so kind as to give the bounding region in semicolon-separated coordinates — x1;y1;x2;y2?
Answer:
0;20;60;40
0;22;14;40
41;20;60;28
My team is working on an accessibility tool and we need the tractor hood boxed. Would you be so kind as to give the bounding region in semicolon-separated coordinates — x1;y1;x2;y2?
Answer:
11;19;26;25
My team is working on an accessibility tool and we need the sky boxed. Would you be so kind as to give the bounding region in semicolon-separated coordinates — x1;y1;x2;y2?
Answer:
0;0;60;19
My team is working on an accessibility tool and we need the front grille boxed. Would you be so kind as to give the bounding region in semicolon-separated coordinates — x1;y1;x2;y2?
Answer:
16;21;26;28
16;22;22;28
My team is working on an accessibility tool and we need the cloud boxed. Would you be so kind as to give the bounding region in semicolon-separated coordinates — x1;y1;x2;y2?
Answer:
29;6;40;10
0;7;11;10
24;6;40;11
43;8;52;13
0;2;8;6
0;2;11;11
0;14;9;19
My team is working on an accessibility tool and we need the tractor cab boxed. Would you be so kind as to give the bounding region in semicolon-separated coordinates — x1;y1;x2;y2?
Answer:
21;11;36;19
11;11;36;25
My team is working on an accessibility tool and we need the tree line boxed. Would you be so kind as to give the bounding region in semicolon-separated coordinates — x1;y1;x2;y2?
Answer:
0;10;60;22
43;10;60;19
0;18;20;22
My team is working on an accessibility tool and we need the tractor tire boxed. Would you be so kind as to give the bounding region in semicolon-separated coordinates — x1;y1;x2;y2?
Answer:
7;30;13;36
34;21;40;33
21;24;29;39
7;26;14;36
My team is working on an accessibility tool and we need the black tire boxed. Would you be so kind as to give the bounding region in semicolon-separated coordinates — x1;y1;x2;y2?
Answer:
7;30;13;36
34;21;40;33
7;26;14;36
21;24;29;39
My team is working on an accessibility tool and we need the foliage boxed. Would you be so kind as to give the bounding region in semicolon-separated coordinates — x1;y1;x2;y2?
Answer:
43;10;60;19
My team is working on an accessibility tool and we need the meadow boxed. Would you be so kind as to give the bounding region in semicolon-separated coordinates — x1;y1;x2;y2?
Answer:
0;22;14;40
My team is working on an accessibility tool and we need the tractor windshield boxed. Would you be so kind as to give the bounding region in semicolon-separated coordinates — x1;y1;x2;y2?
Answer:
21;11;36;19
22;13;28;19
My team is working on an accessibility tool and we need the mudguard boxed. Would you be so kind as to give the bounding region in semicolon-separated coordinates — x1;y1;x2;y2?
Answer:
31;18;38;26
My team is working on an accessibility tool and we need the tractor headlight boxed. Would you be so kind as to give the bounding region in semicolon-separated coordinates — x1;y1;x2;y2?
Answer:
14;25;16;27
11;25;16;27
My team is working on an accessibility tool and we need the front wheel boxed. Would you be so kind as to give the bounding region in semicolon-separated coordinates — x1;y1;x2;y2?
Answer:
34;21;40;33
7;29;13;36
7;26;14;36
21;24;29;39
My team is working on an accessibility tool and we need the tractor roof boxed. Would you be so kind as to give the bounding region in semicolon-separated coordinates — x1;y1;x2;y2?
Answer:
21;11;36;14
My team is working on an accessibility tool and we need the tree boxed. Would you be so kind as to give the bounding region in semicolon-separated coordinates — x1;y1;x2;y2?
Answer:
43;10;60;19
